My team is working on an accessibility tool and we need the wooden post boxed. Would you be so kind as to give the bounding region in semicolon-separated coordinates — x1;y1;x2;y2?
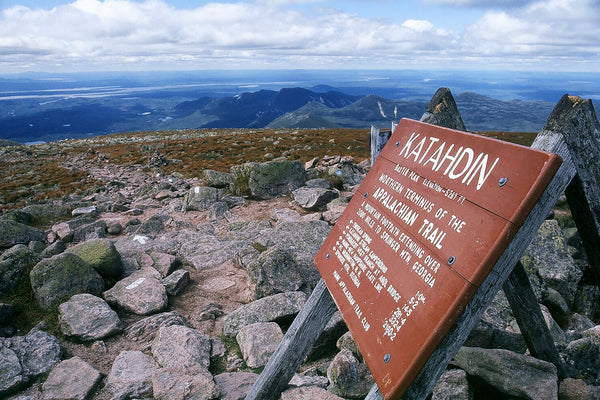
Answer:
370;125;392;166
244;279;338;400
503;262;567;379
550;95;600;284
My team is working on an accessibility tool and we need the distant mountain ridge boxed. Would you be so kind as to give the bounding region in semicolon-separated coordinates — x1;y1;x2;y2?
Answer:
0;86;577;143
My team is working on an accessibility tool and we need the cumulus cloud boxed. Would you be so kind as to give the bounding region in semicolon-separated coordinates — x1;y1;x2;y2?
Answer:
0;0;455;71
462;0;600;65
0;0;598;72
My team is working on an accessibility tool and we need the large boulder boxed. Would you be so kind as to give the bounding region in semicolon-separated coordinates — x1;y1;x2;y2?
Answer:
58;293;123;341
236;322;283;368
564;336;600;384
0;244;41;296
29;253;104;310
68;238;123;279
452;347;558;400
151;367;220;400
183;186;221;211
221;291;306;337
0;325;62;395
105;350;158;400
292;187;339;211
21;203;72;225
521;220;582;306
247;246;303;299
202;169;233;189
151;325;212;373
327;349;375;399
214;372;258;400
0;219;45;250
41;356;103;400
103;271;168;315
230;160;306;199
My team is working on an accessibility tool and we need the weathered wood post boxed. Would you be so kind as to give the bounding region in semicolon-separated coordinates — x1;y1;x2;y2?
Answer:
371;125;392;166
550;95;600;284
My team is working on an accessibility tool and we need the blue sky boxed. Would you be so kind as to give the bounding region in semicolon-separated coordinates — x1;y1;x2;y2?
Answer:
0;0;598;73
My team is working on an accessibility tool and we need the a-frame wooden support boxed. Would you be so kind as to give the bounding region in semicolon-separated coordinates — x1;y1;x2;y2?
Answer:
245;90;599;400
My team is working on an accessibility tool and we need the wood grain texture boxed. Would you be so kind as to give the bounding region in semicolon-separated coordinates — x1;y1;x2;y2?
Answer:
503;261;567;379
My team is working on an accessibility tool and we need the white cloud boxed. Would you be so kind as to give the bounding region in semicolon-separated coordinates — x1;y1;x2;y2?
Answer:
462;0;600;64
0;0;598;72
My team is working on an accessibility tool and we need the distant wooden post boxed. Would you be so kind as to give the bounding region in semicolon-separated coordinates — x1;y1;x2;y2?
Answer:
370;125;392;166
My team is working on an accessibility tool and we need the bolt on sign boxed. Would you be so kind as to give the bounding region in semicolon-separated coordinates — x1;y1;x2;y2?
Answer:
314;118;562;399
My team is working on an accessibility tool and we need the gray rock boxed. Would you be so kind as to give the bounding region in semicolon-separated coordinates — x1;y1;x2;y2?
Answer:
30;253;104;310
236;322;283;368
464;319;527;353
162;269;190;296
183;186;221;211
292;187;339;211
51;217;97;241
310;311;348;360
305;178;331;189
574;285;600;321
0;220;45;250
151;325;211;373
125;311;187;343
68;238;123;279
145;252;181;277
281;386;345;400
151;367;220;400
105;350;158;400
202;169;233;188
40;240;66;258
452;347;558;400
288;373;329;389
0;341;24;395
71;220;107;243
521;220;583;306
41;356;103;400
0;244;41;296
0;325;62;395
58;293;123;341
221;291;306;337
564;337;600;384
431;369;473;400
568;313;595;332
27;240;45;253
137;214;166;236
420;87;467;131
20;203;72;225
253;220;331;291
540;304;568;344
72;205;98;216
230;160;306;199
103;271;168;315
558;378;600;400
213;372;258;400
327;349;375;399
545;287;571;328
247;246;303;299
269;208;302;222
208;201;230;220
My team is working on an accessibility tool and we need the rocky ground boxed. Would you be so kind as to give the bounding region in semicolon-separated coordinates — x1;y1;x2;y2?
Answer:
0;123;599;399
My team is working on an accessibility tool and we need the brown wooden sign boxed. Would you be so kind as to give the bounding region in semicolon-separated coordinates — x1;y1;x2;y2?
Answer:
314;118;562;400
